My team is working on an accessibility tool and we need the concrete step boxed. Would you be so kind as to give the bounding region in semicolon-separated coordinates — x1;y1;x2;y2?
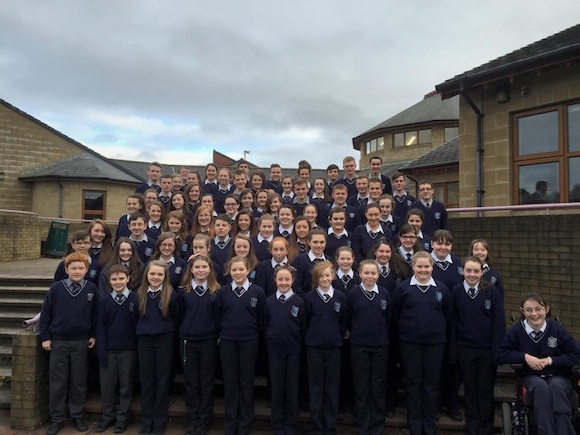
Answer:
0;278;52;288
0;285;49;299
0;327;20;349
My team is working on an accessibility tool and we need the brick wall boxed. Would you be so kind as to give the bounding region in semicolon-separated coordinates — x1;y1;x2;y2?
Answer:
449;213;580;337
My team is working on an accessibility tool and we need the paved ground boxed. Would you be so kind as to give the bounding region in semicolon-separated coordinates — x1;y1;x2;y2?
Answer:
0;258;61;279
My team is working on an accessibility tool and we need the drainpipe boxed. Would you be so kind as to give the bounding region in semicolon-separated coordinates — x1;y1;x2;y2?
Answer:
57;181;64;218
405;173;420;198
459;85;484;209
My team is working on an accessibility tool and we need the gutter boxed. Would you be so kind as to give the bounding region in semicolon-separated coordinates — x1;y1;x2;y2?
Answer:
459;86;484;210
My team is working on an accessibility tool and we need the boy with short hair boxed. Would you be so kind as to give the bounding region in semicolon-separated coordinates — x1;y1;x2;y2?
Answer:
368;156;393;195
171;174;183;193
410;180;448;237
95;265;139;434
135;162;162;194
391;172;416;222
347;174;370;208
116;194;144;241
158;174;174;209
233;169;248;196
211;214;233;270
40;253;98;435
265;164;283;194
324;184;358;233
335;156;358;197
292;178;312;217
128;213;156;264
281;176;295;204
53;231;102;285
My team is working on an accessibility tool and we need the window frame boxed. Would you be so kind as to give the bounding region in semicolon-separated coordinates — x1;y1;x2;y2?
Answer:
82;190;107;220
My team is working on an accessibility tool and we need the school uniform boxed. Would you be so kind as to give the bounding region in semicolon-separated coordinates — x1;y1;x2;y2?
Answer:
370;173;393;196
215;281;266;435
265;290;305;435
347;284;391;435
351;223;393;264
201;180;218;195
173;234;189;260
210;236;232;272
145;222;162;242
54;257;102;286
380;215;401;237
398;246;414;270
214;184;234;214
417;230;432;252
497;319;580;435
334;176;358;198
292;251;328;297
304;287;347;435
347;193;370;209
96;288;139;428
130;235;156;265
164;256;187;289
135;182;161;194
482;263;505;302
136;288;181;433
452;281;505;435
332;269;360;295
324;229;351;260
281;192;295;205
275;224;294;240
409;200;447;238
391;277;454;435
39;279;98;427
252;234;273;263
265;179;283;195
158;193;172;210
375;262;404;294
254;257;288;297
116;214;132;241
392;193;416;223
179;282;219;434
431;253;463;293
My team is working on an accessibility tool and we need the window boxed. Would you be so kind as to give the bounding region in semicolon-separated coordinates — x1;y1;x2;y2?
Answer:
83;190;106;220
364;137;384;154
433;182;459;208
513;102;580;204
393;128;431;147
445;126;459;142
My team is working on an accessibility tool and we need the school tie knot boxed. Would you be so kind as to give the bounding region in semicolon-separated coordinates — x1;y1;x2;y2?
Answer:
530;330;542;340
468;287;476;297
283;196;292;202
150;226;159;233
194;285;205;295
260;239;269;245
281;230;290;238
70;282;81;294
234;286;244;297
369;231;378;239
279;294;286;302
322;293;330;302
380;266;388;277
365;290;374;299
341;274;351;285
358;197;368;206
425;203;431;210
220;188;229;194
313;258;325;265
152;185;161;193
115;293;125;303
217;240;226;249
406;253;412;262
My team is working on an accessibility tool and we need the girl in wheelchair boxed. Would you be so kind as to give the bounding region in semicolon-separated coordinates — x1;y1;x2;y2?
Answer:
497;293;580;435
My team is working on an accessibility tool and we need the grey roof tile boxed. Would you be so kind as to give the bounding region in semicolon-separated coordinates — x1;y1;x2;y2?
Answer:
398;136;459;172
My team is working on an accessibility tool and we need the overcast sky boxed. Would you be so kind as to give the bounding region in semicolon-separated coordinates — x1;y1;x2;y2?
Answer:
1;2;579;170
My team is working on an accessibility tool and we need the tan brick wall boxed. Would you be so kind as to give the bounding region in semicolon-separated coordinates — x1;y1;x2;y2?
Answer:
459;63;580;207
31;180;134;221
0;104;82;212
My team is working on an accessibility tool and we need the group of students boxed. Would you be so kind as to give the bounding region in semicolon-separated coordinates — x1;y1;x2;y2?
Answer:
38;157;580;435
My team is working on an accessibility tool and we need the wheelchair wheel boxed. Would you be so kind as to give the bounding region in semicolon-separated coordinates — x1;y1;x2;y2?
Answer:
502;402;513;435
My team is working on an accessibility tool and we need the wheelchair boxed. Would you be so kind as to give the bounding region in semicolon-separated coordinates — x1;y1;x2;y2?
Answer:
502;364;580;435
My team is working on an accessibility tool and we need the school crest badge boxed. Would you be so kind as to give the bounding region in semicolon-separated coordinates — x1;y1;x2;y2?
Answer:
407;199;413;207
485;299;491;310
380;299;387;310
87;292;94;301
250;297;258;308
291;305;299;317
435;291;442;302
547;336;558;348
349;213;355;219
145;247;153;257
158;301;162;309
434;212;441;220
490;276;497;285
129;302;135;312
181;244;188;252
423;242;430;250
457;266;464;276
175;266;182;275
210;293;217;301
346;240;352;247
89;269;97;279
334;301;342;313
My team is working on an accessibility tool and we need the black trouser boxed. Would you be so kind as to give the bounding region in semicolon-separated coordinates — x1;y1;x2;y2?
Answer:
400;342;444;435
457;345;496;435
220;338;259;435
49;339;89;423
268;351;300;435
99;349;136;424
351;345;388;435
307;346;341;435
181;338;217;430
138;333;173;431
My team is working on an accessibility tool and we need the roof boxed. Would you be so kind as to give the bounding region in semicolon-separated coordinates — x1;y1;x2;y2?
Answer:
20;153;142;184
398;136;459;173
352;93;459;149
436;24;580;98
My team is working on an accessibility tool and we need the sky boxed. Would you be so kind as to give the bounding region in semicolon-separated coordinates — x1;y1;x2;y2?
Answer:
1;2;579;170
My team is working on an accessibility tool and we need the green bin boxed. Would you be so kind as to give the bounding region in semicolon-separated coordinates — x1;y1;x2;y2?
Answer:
43;220;69;257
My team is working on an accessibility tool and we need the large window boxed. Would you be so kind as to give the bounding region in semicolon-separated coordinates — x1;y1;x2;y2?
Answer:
444;126;459;142
364;137;384;154
513;102;580;204
83;190;106;220
433;182;459;208
394;129;431;147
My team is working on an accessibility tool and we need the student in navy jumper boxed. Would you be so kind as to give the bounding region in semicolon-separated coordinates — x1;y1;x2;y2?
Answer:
391;172;415;224
144;201;165;242
191;233;224;286
304;261;347;435
169;191;191;224
136;260;180;435
54;230;102;286
265;193;283;224
280;176;295;204
224;234;259;284
88;219;114;267
265;265;306;435
210;214;233;273
409;181;447;238
164;210;190;258
239;189;255;214
255;237;290;297
275;205;295;239
128;213;157;265
287;216;311;263
253;189;270;220
98;238;143;299
150;232;187;289
292;228;328;297
396;224;425;271
406;208;432;252
325;183;358;233
347;260;391;435
371;239;411;417
215;256;266;435
368;156;393;195
179;254;220;435
95;265;139;434
202;163;219;195
252;214;275;263
391;251;455;435
214;167;233;214
351;203;393;264
231;208;258;238
135;162;162;194
157;174;174;210
324;207;352;260
334;155;358;198
469;239;506;302
377;194;401;237
40;253;98;435
452;257;505;435
144;188;160;212
265;163;283;194
497;294;580;435
116;194;145;241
